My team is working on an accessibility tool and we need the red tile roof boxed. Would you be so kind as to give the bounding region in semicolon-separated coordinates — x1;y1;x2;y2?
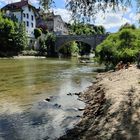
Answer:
2;0;36;11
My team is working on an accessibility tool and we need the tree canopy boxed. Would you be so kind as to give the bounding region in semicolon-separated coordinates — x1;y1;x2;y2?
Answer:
95;27;140;68
0;12;27;56
39;0;140;22
39;0;54;11
68;22;105;35
65;0;140;21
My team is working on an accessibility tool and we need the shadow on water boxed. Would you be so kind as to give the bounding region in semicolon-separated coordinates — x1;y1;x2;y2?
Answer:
0;99;82;140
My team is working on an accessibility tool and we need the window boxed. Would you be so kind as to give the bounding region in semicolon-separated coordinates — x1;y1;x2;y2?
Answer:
29;7;31;11
26;13;29;19
31;15;34;21
26;21;29;27
23;13;26;18
31;23;33;28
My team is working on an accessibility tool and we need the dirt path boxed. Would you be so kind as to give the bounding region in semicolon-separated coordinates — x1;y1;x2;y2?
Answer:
59;65;140;140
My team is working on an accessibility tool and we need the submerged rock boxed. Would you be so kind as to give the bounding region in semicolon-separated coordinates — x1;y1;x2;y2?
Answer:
45;97;51;102
54;103;61;108
75;92;82;96
67;92;73;96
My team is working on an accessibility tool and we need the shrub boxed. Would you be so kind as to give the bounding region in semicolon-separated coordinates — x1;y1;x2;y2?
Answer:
34;28;42;39
95;28;140;68
0;12;27;57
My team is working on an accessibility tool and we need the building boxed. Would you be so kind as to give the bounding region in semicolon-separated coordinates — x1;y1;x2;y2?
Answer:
1;0;38;39
37;12;68;35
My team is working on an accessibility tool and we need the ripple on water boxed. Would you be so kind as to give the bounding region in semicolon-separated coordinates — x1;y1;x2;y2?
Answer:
0;58;100;140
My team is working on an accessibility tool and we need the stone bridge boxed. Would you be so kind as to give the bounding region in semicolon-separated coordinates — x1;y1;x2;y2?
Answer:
55;34;108;51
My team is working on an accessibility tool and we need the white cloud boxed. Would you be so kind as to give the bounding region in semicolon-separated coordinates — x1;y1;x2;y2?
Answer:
94;12;131;30
93;7;138;32
53;7;138;32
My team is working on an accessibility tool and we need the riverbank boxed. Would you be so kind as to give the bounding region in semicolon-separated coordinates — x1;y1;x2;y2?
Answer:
59;65;140;140
14;56;46;59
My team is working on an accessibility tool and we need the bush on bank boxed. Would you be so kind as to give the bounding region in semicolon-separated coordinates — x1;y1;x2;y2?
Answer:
95;28;140;68
0;12;28;57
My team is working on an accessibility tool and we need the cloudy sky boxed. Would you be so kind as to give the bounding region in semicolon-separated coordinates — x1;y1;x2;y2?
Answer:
0;0;139;32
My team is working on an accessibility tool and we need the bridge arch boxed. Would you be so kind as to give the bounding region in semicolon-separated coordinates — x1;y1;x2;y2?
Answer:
58;40;92;52
55;35;107;52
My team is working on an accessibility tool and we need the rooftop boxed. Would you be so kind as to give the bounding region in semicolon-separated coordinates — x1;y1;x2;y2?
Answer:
1;0;36;11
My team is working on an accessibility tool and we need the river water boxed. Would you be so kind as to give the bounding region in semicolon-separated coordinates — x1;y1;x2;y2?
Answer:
0;58;100;140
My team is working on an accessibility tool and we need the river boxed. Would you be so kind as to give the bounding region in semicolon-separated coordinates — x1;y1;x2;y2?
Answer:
0;58;100;140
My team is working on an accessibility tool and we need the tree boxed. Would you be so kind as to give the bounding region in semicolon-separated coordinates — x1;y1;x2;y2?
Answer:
119;23;136;31
34;28;42;39
39;0;54;11
13;23;28;52
68;22;105;35
37;37;47;56
59;41;79;57
0;12;27;56
45;32;56;56
95;28;140;68
39;0;140;22
65;0;139;21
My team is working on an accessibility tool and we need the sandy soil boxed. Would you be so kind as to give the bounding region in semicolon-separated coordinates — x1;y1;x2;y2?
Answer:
59;65;140;140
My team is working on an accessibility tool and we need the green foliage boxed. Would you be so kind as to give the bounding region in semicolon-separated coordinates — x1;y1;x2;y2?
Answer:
22;50;37;56
0;12;27;57
35;31;56;57
96;28;140;68
45;32;56;57
14;23;28;52
34;28;42;39
65;0;136;22
39;0;54;11
70;41;79;55
59;41;79;56
69;22;105;35
37;37;47;56
119;23;136;31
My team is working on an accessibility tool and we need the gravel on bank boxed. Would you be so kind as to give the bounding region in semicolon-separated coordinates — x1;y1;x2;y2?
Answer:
59;65;140;140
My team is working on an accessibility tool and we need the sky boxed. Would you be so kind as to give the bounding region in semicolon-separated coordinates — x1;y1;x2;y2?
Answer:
0;0;139;33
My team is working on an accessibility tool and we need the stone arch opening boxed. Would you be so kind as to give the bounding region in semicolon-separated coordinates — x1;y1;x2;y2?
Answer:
55;35;108;57
58;40;93;57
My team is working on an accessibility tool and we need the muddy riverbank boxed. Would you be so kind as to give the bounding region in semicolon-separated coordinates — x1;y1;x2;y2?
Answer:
59;65;140;140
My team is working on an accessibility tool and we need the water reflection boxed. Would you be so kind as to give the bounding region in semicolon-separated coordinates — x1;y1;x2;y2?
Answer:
0;58;98;140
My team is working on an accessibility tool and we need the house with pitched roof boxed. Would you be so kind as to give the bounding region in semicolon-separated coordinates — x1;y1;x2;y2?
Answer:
1;0;38;39
37;12;68;35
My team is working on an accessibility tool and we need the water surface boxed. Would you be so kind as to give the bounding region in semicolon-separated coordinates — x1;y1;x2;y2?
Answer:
0;58;99;140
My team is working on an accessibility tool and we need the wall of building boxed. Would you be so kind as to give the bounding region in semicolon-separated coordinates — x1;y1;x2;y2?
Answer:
13;11;22;22
54;16;68;35
22;6;36;38
46;20;54;32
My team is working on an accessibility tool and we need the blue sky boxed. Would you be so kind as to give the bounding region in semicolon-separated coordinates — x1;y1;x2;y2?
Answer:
0;0;139;32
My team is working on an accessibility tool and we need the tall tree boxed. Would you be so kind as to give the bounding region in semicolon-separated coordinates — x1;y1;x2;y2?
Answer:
39;0;54;11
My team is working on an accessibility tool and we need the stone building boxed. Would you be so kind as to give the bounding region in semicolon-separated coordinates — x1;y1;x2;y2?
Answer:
37;12;68;35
